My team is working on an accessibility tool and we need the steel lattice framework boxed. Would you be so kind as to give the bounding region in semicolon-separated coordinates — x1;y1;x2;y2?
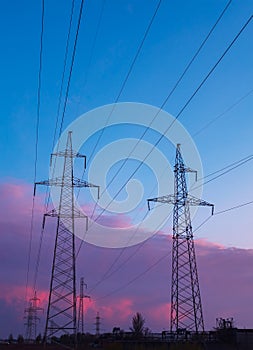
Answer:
148;144;214;334
24;291;43;342
35;131;99;345
77;277;90;334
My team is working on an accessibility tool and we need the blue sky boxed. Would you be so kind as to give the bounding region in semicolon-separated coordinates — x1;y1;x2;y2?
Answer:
0;0;253;337
1;0;252;245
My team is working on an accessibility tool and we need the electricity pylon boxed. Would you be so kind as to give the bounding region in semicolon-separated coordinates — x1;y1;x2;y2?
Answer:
34;131;99;346
24;291;43;342
78;277;90;334
147;144;214;334
95;312;101;337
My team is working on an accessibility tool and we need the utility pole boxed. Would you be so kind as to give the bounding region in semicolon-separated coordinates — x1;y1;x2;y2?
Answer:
34;131;99;346
24;291;43;342
147;144;214;335
78;277;90;334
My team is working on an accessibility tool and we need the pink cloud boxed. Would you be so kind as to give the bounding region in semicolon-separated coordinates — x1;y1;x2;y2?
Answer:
92;298;134;325
1;179;253;337
95;212;133;228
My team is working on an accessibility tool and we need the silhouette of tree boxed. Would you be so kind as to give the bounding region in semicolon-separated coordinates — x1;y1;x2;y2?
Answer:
36;333;42;344
130;312;145;338
17;334;24;344
8;334;14;343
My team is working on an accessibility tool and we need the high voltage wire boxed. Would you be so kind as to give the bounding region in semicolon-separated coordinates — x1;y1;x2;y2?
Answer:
190;154;253;191
25;0;44;304
77;0;233;259
92;213;208;301
87;152;253;294
79;8;252;294
76;0;163;254
32;0;76;293
197;154;253;180
133;88;253;207
88;210;173;294
87;15;253;233
87;0;163;165
91;198;253;301
75;0;106;199
94;249;171;302
32;0;106;296
81;10;253;289
193;87;253;137
52;0;75;152
30;1;252;306
58;0;85;137
215;200;253;215
74;0;106;120
89;0;233;211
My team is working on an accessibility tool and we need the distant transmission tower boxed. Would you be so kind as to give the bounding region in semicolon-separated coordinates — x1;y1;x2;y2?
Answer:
24;291;43;342
34;131;99;345
148;144;214;334
95;312;101;337
78;277;90;334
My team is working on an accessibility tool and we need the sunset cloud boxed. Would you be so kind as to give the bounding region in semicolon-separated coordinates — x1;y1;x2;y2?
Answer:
0;180;253;337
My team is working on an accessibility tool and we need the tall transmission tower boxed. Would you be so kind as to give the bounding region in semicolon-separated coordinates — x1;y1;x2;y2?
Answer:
34;131;99;345
78;277;90;334
147;144;214;334
24;291;43;342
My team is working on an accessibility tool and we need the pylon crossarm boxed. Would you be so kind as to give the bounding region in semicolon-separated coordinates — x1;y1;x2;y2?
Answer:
51;150;79;159
34;178;65;195
147;194;175;210
33;180;50;196
187;195;214;214
73;177;100;199
184;167;198;181
43;209;88;231
76;153;87;170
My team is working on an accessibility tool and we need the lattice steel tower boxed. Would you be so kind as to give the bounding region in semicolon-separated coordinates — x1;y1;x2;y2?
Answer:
24;291;43;342
35;131;99;345
78;277;90;334
148;144;214;334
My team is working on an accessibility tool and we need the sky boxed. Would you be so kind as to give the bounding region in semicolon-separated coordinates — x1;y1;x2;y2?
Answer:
0;0;253;339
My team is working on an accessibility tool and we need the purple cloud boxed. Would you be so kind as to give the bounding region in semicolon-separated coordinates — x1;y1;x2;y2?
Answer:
0;180;252;337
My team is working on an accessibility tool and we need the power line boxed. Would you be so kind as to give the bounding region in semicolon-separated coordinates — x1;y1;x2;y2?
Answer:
94;247;171;302
87;0;163;165
88;15;253;232
58;0;85;137
193;87;253;137
75;0;106;119
92;212;209;301
32;0;105;300
76;0;163;254
52;0;75;150
88;210;168;294
190;154;253;191
90;151;253;292
33;0;87;292
75;0;106;199
32;0;76;293
77;0;232;265
92;196;253;301
91;0;233;207
198;154;253;180
88;150;253;294
215;200;253;215
25;0;44;304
